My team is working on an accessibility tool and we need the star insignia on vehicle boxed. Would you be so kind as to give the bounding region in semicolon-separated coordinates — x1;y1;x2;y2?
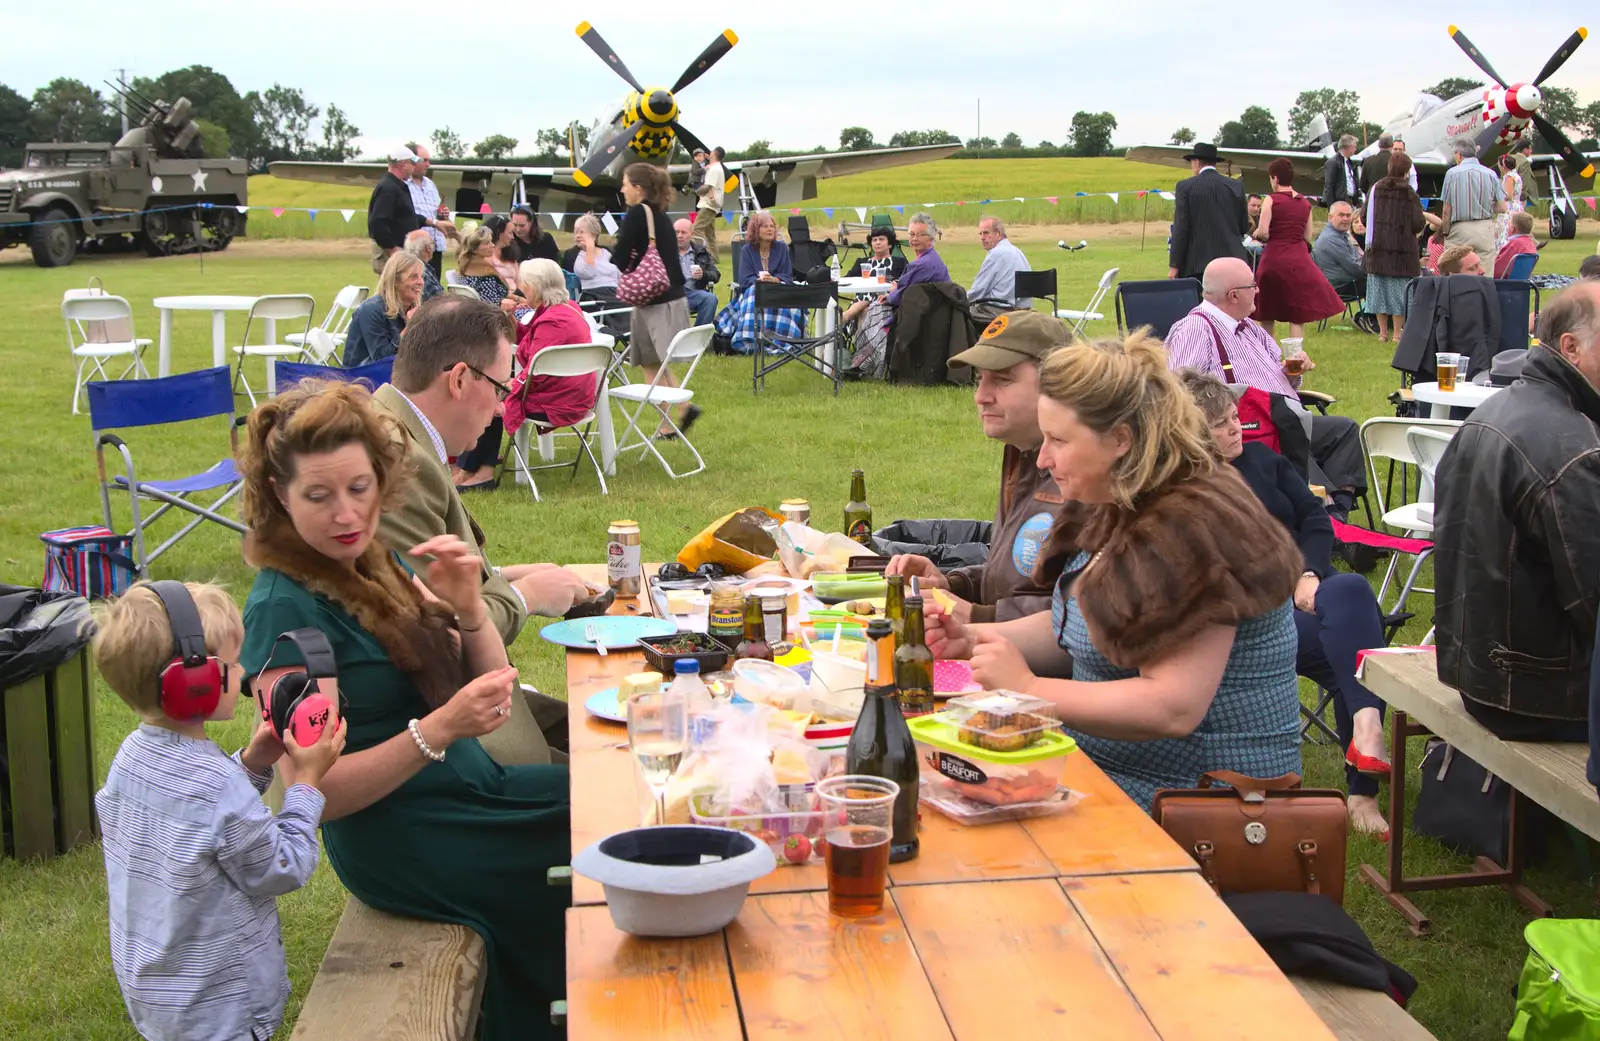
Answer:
191;170;208;192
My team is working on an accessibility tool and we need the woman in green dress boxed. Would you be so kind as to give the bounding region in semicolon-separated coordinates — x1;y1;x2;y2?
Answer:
236;380;569;1041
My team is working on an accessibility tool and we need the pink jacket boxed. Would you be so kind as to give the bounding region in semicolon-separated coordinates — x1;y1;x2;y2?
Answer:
504;301;600;433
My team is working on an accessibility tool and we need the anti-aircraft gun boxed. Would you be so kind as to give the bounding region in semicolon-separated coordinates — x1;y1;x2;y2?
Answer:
0;85;248;267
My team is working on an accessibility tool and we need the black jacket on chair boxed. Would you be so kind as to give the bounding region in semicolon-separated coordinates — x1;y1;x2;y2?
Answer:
1435;346;1600;724
1390;275;1500;382
889;282;975;386
1169;171;1249;280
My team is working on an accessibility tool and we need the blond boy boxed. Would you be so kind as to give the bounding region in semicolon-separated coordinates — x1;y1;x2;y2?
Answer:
93;581;345;1041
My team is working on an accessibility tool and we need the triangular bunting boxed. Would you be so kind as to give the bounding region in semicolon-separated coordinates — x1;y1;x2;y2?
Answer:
341;209;355;222
548;212;566;227
855;207;867;221
790;207;801;215
893;205;904;215
1074;192;1087;198
271;207;285;218
823;207;834;219
1108;193;1118;205
1014;197;1026;203
235;204;250;214
1137;191;1147;198
1045;197;1058;205
1586;197;1597;211
601;213;619;235
979;199;990;205
479;203;492;214
307;209;318;221
1158;191;1175;201
1419;197;1431;207
956;200;966;207
723;210;735;225
923;202;936;208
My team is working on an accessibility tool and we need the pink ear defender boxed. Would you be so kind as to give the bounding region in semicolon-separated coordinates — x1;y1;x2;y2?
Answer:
253;628;341;744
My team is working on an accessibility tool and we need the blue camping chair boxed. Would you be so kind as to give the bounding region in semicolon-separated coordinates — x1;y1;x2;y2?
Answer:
274;357;395;390
1505;251;1539;281
88;366;246;575
1494;278;1541;353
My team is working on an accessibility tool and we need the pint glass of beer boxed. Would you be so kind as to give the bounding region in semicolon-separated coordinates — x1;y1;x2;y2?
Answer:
1436;353;1459;393
1280;338;1306;377
816;775;899;918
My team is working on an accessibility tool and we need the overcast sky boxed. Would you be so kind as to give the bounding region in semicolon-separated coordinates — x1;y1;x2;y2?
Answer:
11;1;1599;159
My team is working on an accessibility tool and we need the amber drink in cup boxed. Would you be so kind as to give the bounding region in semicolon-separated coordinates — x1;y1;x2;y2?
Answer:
1436;352;1459;392
816;775;897;918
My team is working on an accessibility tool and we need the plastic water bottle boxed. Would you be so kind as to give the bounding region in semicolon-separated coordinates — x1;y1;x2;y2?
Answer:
671;659;714;747
829;254;841;281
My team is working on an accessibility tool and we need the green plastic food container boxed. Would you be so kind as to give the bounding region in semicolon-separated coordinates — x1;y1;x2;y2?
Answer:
908;713;1077;808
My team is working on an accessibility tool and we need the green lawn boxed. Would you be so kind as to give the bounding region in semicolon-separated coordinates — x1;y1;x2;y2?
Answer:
1;232;1597;1040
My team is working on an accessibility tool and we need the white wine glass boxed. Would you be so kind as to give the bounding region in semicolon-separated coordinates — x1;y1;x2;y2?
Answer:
628;690;687;826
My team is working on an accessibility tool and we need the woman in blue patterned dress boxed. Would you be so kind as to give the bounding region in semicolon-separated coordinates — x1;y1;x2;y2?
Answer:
926;329;1304;809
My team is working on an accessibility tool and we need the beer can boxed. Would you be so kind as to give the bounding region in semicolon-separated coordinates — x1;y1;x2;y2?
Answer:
607;520;642;597
779;498;811;526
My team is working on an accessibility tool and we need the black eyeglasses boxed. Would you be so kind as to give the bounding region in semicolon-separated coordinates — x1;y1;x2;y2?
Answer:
1229;283;1259;293
445;364;513;402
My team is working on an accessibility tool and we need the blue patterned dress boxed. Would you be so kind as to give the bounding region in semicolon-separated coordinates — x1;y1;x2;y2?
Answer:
1053;551;1301;809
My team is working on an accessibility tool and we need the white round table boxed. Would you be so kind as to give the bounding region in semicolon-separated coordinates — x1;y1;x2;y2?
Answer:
152;295;264;377
1410;381;1501;418
836;276;895;298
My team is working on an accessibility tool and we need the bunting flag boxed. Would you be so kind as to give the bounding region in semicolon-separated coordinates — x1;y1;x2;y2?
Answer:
1587;197;1597;212
893;205;904;215
923;202;936;208
548;212;566;228
1158;191;1176;201
1014;197;1026;203
1137;191;1147;198
1074;192;1087;198
855;207;867;221
1045;197;1058;205
823;207;834;219
1107;193;1118;205
340;209;355;222
723;209;735;225
307;209;318;222
1419;197;1431;207
479;203;492;214
979;199;991;205
235;204;250;214
601;212;619;235
271;207;285;218
790;207;801;215
956;200;966;207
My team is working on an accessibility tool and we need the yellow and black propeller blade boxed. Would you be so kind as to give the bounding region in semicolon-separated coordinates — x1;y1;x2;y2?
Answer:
1533;27;1588;86
572;120;642;188
1533;113;1596;181
575;21;644;94
671;29;739;93
1448;24;1507;88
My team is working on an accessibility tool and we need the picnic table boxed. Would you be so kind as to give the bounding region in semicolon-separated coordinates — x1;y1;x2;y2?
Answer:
562;564;1340;1041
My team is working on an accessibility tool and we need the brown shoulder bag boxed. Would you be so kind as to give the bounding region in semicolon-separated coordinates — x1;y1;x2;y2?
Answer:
1149;771;1348;905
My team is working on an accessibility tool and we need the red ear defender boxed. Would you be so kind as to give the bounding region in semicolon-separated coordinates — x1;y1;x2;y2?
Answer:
148;581;225;721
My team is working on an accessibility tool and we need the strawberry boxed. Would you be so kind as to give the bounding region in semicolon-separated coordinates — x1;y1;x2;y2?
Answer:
783;834;811;864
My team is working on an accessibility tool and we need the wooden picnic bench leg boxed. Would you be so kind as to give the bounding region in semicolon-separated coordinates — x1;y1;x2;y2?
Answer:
1359;710;1555;937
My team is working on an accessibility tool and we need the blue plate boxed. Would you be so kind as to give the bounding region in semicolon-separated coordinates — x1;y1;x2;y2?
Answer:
585;687;626;723
540;615;677;651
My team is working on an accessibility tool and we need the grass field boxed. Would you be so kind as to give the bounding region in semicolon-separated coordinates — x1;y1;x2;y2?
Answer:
2;228;1598;1040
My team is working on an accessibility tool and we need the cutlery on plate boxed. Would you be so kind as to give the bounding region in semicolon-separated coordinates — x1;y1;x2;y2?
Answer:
585;622;607;657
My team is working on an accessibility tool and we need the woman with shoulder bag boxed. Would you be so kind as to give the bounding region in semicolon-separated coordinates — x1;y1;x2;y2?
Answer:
614;163;700;438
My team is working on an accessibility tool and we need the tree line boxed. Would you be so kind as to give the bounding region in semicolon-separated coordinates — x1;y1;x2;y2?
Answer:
1172;79;1600;153
0;65;361;169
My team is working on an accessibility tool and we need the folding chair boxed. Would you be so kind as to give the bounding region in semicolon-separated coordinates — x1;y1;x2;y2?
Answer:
507;343;614;501
1315;281;1362;332
1505;251;1539;280
1013;269;1058;314
611;324;714;479
751;281;846;396
62;294;150;414
1493;278;1540;353
284;284;367;358
1057;267;1119;337
88;366;247;576
231;294;316;406
274;356;395;390
1114;278;1201;339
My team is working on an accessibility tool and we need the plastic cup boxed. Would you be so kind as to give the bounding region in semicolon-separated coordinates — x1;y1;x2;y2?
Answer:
816;775;898;918
1436;352;1459;392
1280;337;1306;377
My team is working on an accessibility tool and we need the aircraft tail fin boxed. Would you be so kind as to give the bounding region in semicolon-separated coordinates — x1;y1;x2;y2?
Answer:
1303;114;1334;155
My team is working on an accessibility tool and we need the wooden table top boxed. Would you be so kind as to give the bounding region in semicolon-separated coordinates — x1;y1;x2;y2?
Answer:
561;566;1334;1040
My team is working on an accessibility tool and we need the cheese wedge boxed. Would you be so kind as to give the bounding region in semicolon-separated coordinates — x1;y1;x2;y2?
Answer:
665;590;701;615
927;587;959;613
618;671;663;700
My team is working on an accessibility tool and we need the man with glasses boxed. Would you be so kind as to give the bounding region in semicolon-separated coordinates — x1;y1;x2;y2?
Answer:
373;295;592;645
1164;257;1367;519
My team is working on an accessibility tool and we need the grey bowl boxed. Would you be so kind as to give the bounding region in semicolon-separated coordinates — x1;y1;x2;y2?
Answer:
572;825;776;938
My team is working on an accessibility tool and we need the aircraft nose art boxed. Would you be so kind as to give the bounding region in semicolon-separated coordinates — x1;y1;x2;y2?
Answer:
1508;83;1542;117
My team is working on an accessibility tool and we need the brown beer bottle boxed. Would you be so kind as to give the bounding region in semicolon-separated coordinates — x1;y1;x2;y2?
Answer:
885;574;906;648
844;469;873;546
734;593;773;661
894;596;935;717
845;619;920;863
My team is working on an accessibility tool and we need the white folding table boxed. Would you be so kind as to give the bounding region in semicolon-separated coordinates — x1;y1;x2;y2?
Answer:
153;295;271;377
1409;381;1500;419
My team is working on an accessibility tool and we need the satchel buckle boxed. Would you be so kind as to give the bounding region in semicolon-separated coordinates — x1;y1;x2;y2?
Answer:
1241;791;1266;804
1244;821;1267;845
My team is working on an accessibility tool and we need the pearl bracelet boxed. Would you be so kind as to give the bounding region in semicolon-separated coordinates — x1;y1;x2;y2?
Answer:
408;718;446;762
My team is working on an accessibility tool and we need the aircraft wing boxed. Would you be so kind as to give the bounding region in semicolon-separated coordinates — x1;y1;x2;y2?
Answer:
720;143;962;205
267;160;594;193
1125;144;1332;184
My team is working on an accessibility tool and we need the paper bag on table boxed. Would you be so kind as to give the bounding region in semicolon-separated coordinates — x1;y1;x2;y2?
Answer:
677;507;783;575
776;520;881;579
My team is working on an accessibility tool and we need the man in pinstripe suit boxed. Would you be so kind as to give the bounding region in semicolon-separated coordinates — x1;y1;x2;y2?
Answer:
1168;143;1251;281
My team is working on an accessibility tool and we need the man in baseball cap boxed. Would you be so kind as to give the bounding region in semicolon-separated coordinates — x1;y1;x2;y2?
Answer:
886;310;1075;634
368;147;425;273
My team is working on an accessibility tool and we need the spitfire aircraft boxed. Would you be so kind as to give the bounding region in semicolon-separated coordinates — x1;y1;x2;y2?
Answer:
268;23;960;229
1126;26;1597;237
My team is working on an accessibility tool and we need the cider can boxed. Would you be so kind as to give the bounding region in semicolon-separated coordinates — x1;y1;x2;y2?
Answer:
607;520;642;596
779;498;811;525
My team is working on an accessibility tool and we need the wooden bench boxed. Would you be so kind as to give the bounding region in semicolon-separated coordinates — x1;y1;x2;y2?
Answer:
289;897;486;1040
1292;976;1438;1041
1359;649;1600;935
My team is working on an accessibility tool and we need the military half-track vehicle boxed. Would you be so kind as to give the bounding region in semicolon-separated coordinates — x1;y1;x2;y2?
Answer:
0;89;248;267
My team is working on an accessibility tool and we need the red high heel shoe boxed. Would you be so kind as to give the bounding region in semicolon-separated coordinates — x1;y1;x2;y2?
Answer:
1345;743;1392;780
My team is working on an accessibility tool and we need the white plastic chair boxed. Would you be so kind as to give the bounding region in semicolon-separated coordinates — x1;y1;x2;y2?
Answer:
302;328;340;365
1057;267;1119;338
508;343;615;501
446;283;481;299
62;294;150;414
284;284;367;355
611;324;714;479
231;294;316;406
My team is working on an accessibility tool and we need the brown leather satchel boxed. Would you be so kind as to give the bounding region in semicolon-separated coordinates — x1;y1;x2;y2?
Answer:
1149;771;1349;905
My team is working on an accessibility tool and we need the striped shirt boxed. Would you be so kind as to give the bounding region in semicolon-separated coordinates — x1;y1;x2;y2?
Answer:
1439;158;1505;223
96;725;324;1041
1164;302;1300;395
407;176;446;253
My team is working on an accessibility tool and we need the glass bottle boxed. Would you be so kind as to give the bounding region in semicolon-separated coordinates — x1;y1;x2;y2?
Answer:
894;596;935;718
734;593;773;661
845;619;920;863
843;469;873;546
885;573;906;648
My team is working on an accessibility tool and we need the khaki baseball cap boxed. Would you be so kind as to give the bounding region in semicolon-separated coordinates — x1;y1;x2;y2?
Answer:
949;310;1072;370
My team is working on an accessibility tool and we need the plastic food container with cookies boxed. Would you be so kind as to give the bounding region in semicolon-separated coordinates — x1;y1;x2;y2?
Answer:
908;691;1077;813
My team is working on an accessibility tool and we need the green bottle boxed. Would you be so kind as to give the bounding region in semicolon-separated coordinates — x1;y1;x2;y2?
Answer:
843;469;873;546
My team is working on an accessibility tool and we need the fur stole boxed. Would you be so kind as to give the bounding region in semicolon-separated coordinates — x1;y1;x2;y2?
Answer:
1043;467;1301;670
244;520;466;709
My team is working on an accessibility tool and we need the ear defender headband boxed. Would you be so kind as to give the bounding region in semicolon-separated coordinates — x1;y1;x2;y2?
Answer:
255;629;341;745
150;581;227;722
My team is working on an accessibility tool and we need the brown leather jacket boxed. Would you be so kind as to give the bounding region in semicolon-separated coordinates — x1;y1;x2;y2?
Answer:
1435;346;1600;721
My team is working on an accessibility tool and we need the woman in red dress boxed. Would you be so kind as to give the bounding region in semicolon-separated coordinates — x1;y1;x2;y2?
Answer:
1251;158;1344;340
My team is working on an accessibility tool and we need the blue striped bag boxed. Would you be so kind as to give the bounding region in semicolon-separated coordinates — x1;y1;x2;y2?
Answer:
40;526;137;599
